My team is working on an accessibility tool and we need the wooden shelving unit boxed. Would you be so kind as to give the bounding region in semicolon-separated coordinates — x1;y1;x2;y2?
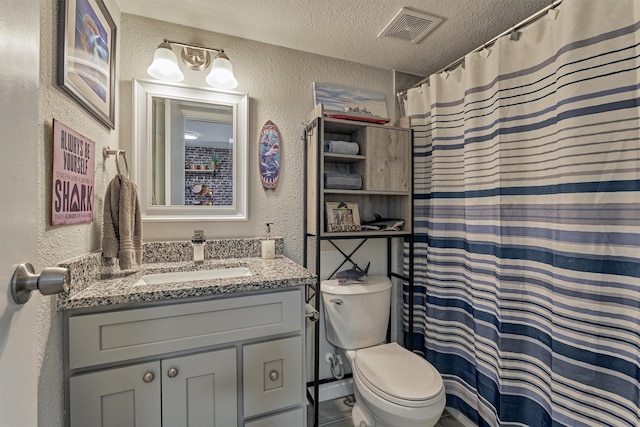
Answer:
303;105;414;427
305;114;412;237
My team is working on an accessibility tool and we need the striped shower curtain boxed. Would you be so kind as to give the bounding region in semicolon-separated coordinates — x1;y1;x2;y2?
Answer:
404;0;640;425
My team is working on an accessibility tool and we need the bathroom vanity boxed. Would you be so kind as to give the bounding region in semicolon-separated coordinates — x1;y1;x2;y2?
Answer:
58;245;316;427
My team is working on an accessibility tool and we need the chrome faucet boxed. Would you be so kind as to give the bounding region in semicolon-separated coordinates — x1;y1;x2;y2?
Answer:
192;230;205;264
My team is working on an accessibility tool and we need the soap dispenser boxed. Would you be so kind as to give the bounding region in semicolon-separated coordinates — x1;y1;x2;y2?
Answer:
192;230;206;264
261;223;275;259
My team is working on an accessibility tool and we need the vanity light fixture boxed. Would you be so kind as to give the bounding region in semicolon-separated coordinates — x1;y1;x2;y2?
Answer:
147;39;238;89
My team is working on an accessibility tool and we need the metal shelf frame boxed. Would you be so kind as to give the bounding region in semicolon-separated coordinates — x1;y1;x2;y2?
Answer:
302;117;415;427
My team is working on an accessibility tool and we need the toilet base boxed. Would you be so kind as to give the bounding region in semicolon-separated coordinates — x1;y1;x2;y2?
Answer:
352;397;443;427
352;401;375;427
352;372;445;427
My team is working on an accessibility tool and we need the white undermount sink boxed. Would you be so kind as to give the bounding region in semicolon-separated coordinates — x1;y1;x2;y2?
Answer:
133;267;252;287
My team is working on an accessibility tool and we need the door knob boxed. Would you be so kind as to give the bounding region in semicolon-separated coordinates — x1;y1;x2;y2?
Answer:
11;263;70;304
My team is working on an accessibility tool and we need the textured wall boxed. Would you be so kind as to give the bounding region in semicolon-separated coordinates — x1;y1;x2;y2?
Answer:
118;14;397;265
37;1;122;425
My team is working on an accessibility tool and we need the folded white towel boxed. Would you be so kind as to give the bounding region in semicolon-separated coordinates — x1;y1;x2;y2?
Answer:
102;175;143;270
324;172;363;190
324;140;359;155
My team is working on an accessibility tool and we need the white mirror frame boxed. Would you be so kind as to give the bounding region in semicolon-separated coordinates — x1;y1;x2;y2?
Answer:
133;79;248;221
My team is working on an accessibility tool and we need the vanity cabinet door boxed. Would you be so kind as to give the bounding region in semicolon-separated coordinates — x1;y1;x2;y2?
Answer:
69;361;161;427
162;347;237;426
243;336;303;418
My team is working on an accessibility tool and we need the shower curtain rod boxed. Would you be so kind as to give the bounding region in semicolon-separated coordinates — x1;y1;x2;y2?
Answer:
397;0;563;99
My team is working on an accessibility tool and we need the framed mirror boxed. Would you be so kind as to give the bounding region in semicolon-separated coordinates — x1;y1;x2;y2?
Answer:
133;79;248;221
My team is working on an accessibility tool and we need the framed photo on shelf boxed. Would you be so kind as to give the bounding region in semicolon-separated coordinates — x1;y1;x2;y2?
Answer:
325;202;361;232
313;82;390;124
58;0;117;129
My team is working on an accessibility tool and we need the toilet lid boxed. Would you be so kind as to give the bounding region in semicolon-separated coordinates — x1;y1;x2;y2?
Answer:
354;343;443;406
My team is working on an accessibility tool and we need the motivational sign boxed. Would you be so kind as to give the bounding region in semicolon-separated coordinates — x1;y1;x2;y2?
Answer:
51;120;95;225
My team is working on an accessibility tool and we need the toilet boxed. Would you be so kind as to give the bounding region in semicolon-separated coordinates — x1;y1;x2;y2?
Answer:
321;276;445;427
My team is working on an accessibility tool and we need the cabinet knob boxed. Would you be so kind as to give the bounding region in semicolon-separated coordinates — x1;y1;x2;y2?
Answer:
167;368;179;378
143;372;155;383
269;370;279;381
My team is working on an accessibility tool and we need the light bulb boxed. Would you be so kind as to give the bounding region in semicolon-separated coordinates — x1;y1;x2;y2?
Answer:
147;42;184;82
205;53;238;89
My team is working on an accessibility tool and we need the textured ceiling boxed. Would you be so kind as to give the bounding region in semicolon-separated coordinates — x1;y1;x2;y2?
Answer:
116;0;550;78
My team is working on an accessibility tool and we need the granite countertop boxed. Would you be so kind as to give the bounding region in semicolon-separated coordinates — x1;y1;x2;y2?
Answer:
57;256;316;311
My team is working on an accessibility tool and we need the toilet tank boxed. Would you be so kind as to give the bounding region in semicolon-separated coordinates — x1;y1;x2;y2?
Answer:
321;275;392;350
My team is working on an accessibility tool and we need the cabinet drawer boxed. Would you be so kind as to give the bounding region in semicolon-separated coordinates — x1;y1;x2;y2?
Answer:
244;407;305;427
243;336;303;418
68;289;302;369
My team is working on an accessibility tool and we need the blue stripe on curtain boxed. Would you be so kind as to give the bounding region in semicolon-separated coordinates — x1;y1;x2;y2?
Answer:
404;0;640;425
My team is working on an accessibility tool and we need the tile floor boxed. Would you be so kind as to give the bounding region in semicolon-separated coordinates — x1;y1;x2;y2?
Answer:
307;395;468;427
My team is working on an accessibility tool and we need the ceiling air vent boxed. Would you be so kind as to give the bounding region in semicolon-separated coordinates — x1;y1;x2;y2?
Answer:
378;7;443;44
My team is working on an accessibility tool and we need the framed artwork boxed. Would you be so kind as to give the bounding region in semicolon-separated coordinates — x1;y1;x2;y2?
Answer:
58;0;116;129
313;82;390;124
325;202;361;232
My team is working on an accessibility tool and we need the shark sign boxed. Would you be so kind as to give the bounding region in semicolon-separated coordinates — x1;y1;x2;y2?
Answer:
51;120;95;225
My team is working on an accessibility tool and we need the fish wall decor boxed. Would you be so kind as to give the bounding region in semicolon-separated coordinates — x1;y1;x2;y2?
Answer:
258;120;281;190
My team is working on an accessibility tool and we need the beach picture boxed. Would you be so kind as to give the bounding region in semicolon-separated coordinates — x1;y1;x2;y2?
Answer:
313;82;389;124
58;0;116;128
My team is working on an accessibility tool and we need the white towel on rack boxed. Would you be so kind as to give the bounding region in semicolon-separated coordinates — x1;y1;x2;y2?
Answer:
102;175;143;270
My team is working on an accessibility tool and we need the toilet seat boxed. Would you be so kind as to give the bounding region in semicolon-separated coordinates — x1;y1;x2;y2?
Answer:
354;343;444;408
